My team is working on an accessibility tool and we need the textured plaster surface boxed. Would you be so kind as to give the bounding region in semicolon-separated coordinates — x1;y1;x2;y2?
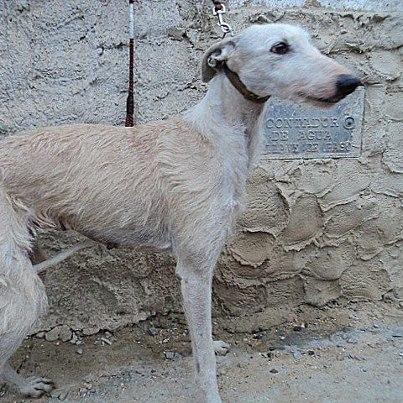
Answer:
229;0;403;12
0;0;402;336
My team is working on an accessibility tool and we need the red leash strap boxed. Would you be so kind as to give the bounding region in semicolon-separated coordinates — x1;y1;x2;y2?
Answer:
125;0;136;127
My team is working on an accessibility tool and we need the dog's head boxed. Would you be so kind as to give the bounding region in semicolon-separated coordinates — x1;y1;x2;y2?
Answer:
203;24;362;106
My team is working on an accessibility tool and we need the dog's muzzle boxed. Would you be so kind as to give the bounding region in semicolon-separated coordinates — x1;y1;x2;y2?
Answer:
304;74;363;104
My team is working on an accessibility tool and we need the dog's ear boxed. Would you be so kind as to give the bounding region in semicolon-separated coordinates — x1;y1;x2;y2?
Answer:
202;38;237;83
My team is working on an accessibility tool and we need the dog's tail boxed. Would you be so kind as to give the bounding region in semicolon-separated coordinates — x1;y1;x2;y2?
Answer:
0;183;47;354
34;241;94;273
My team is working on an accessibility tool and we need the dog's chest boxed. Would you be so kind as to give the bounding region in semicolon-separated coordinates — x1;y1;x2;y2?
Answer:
216;134;249;212
226;129;249;177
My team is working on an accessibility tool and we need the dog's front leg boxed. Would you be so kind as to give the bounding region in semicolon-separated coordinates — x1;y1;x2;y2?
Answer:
176;259;221;403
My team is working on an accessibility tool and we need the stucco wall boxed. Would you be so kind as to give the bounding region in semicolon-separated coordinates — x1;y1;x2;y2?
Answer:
0;0;401;335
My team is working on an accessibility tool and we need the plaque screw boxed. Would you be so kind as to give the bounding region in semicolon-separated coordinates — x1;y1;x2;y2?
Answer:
344;116;355;129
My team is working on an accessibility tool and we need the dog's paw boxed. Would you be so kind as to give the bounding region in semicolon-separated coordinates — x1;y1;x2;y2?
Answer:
19;376;55;397
213;340;230;356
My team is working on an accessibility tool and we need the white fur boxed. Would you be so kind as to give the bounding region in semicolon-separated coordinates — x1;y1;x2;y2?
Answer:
0;24;358;402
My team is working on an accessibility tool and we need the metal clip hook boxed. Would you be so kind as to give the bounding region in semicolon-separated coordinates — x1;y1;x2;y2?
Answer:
212;5;233;37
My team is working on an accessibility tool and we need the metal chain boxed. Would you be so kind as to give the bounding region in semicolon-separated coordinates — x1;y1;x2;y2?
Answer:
211;1;233;37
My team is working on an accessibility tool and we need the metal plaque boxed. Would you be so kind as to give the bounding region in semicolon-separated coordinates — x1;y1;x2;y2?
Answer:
262;88;365;160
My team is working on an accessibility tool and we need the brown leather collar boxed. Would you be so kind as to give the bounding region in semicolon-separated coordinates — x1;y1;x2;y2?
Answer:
222;63;270;104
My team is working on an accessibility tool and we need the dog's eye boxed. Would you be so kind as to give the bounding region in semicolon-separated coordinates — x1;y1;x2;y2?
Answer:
270;42;289;54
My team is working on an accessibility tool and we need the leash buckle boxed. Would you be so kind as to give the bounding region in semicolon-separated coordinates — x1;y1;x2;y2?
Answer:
212;5;233;37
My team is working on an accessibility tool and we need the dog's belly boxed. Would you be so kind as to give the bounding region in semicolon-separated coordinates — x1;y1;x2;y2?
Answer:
78;225;172;252
53;206;172;251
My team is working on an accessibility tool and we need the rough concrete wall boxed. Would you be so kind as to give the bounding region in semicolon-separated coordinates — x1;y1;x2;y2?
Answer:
230;0;403;12
0;0;401;335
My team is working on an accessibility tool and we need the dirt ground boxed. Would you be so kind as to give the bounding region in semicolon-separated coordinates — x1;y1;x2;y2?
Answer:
1;301;402;403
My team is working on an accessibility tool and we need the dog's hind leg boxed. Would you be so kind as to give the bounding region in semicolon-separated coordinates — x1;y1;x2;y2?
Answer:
0;263;52;397
0;186;52;397
0;348;54;397
176;254;222;403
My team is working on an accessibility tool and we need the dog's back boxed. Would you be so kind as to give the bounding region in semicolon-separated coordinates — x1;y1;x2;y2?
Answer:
0;120;203;249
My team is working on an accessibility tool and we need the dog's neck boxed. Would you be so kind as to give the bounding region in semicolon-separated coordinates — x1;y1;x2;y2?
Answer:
183;73;266;160
207;73;265;130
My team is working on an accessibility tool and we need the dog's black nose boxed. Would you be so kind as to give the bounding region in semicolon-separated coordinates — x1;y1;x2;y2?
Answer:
336;74;363;97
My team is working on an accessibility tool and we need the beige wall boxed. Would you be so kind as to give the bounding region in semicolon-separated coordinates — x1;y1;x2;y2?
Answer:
0;0;401;335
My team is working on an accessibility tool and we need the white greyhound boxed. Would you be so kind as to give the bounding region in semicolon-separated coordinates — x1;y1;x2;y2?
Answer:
0;23;361;402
